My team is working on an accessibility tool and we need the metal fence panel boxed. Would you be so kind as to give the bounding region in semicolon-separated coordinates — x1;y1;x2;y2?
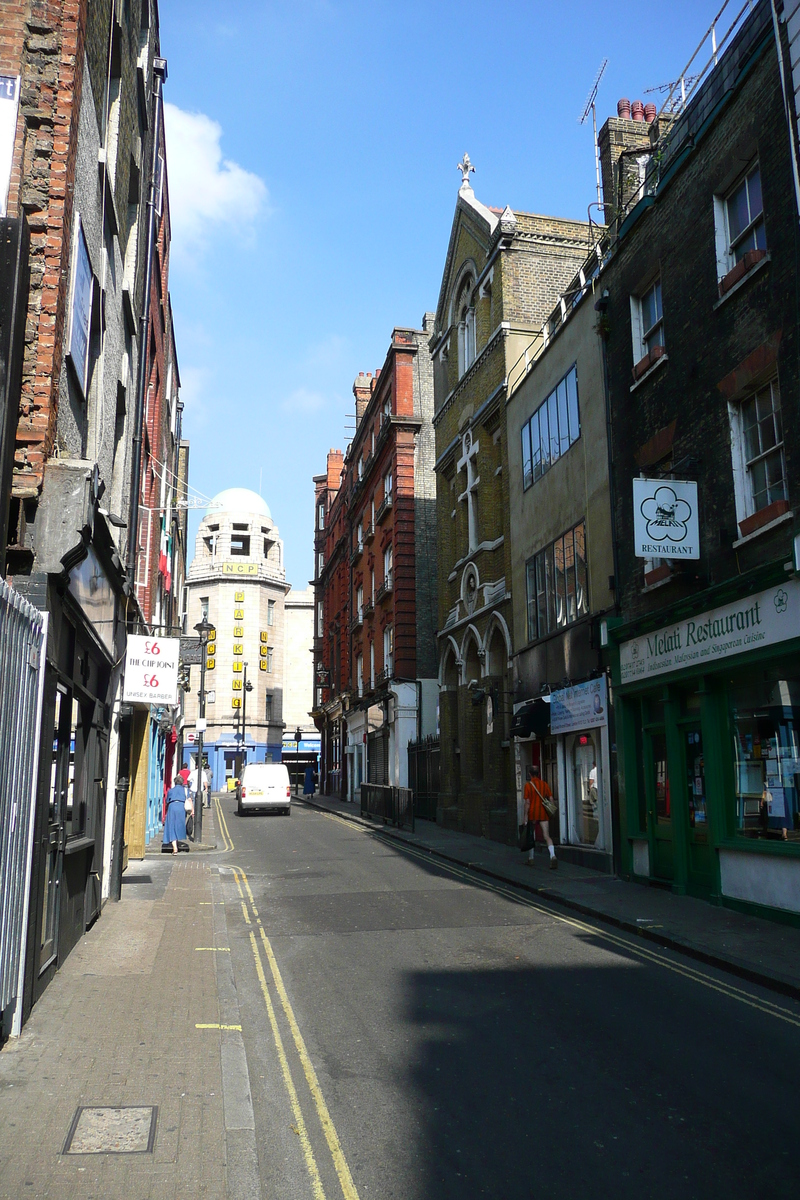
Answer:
0;582;46;1029
360;783;414;831
407;736;440;822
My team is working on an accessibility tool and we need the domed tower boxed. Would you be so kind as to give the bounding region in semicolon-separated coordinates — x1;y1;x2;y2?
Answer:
183;489;291;784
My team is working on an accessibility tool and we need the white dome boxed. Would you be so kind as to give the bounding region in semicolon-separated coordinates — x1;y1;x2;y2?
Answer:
206;488;272;521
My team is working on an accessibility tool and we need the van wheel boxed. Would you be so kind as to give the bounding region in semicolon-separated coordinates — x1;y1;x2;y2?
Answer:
285;806;291;816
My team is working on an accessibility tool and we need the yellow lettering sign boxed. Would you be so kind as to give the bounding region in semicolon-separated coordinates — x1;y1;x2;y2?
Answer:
233;662;242;673
233;643;243;655
232;679;242;691
222;563;258;575
234;608;244;619
207;642;216;656
260;645;267;658
235;591;244;602
260;632;268;643
259;660;267;671
232;697;241;708
234;626;244;637
206;657;215;670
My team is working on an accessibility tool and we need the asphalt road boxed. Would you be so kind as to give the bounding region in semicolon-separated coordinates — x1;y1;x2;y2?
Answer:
213;794;800;1200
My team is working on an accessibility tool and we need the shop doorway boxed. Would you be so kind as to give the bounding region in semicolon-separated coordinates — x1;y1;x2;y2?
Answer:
678;720;714;893
645;727;673;881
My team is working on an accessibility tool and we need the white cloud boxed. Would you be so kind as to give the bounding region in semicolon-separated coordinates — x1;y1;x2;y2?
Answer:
281;387;329;415
164;102;268;256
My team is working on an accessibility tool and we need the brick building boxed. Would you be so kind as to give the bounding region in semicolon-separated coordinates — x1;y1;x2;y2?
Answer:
431;162;592;844
0;0;186;1025
599;0;800;919
312;320;438;799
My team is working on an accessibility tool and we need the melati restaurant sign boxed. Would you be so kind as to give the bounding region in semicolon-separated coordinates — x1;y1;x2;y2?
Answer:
633;478;699;560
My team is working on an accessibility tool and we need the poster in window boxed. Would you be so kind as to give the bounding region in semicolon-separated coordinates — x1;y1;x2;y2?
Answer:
68;216;93;396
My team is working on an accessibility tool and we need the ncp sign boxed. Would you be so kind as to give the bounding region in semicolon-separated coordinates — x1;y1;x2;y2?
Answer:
123;635;180;705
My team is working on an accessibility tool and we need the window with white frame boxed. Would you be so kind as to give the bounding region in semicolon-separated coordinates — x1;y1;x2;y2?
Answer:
317;601;324;638
631;277;664;365
356;653;363;697
358;457;363;480
370;568;374;603
267;599;275;627
383;543;393;586
317;550;324;575
384;468;392;499
729;377;787;523
383;625;393;676
357;523;363;550
725;161;765;268
317;501;325;530
266;646;274;672
356;584;363;621
369;642;375;689
456;276;476;377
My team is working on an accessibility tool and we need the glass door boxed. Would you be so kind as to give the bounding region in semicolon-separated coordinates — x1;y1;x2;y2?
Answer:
646;727;673;881
681;723;714;892
40;684;70;971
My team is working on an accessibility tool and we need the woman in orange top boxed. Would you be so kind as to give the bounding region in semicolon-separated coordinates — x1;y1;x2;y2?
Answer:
523;764;557;869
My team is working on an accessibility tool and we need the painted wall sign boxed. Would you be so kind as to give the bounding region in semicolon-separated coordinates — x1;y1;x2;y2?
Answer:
633;478;699;560
67;215;93;395
123;635;180;705
0;75;20;217
619;580;800;683
222;563;258;575
68;547;116;655
550;677;608;735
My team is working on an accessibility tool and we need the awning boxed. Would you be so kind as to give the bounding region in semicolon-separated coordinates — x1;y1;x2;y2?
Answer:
511;698;551;739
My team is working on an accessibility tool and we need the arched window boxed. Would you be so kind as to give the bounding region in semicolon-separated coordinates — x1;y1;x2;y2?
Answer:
455;276;476;377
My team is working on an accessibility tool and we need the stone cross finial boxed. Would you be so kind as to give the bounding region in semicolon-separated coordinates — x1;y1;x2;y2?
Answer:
457;153;475;187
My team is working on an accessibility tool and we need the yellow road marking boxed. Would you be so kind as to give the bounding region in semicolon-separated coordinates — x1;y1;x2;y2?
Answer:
258;923;361;1200
241;900;251;925
195;1023;242;1031
214;795;234;851
313;808;800;1029
248;930;327;1200
194;947;230;952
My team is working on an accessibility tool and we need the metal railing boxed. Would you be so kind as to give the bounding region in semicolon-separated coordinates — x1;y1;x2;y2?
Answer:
360;783;414;831
407;736;440;822
0;582;47;1036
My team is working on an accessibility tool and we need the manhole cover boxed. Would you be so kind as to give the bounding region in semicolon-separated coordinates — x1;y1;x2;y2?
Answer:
63;1106;158;1154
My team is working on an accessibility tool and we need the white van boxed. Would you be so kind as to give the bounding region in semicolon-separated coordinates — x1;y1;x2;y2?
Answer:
237;763;292;815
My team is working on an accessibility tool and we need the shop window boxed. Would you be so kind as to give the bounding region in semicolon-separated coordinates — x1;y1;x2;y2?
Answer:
730;674;800;841
729;378;787;530
525;520;588;643
521;364;580;490
65;697;89;840
572;734;599;846
651;729;670;827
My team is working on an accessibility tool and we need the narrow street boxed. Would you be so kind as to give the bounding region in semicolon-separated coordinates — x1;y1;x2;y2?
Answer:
2;795;800;1198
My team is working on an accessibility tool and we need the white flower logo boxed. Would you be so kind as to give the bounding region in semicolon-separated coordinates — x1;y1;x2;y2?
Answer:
774;589;788;614
640;485;692;544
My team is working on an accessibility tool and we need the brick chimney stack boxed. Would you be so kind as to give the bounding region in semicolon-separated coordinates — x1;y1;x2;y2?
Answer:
327;449;344;491
352;372;374;425
598;100;655;225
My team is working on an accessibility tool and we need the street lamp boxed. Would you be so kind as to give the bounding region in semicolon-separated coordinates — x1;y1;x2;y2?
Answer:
241;661;254;771
194;614;213;844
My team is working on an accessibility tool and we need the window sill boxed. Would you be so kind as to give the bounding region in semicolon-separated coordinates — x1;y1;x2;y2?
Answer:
732;509;793;550
629;352;668;392
713;252;770;310
718;837;800;859
65;836;95;856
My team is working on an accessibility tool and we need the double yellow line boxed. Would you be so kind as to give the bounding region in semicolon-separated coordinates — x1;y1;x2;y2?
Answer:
214;795;234;851
233;866;360;1200
323;809;800;1030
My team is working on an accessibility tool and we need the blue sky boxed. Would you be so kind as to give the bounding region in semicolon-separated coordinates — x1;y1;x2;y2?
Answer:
160;0;720;589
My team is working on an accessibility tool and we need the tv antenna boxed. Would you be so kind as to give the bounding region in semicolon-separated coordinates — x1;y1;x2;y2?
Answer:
579;58;608;209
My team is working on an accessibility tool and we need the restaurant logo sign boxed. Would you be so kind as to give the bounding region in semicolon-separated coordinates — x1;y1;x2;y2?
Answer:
633;478;699;560
619;581;800;683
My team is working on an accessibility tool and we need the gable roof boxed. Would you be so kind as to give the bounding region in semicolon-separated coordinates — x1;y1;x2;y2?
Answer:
434;183;500;336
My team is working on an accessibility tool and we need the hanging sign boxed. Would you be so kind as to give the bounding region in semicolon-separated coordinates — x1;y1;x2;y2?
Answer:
123;635;180;705
0;75;20;217
633;478;699;560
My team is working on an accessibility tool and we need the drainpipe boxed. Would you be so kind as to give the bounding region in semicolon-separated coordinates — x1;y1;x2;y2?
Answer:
126;57;168;611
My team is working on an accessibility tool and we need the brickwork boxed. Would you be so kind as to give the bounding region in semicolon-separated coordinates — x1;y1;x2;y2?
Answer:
602;30;799;625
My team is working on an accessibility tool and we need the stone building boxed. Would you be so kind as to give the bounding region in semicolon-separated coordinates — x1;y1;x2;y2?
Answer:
183;488;315;789
600;0;800;919
431;159;593;844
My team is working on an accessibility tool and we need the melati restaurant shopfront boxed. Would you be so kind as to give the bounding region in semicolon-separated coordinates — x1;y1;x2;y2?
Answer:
606;574;800;920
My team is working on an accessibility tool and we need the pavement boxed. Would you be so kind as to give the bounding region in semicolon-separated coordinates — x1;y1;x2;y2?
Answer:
296;788;800;1000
